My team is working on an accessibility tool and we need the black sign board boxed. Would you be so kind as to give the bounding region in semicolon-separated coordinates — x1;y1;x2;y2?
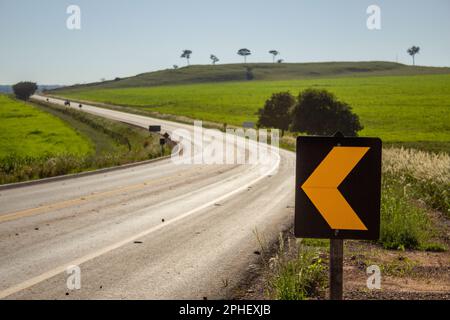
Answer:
149;125;161;133
295;136;382;240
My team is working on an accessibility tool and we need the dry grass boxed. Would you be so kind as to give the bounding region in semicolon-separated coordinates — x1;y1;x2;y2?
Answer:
383;148;449;184
383;148;449;216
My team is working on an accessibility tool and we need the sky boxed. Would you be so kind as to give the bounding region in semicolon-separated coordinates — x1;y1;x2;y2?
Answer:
1;0;449;85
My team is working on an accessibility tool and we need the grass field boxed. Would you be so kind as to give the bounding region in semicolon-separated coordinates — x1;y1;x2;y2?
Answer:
57;73;450;148
0;94;93;159
0;98;168;184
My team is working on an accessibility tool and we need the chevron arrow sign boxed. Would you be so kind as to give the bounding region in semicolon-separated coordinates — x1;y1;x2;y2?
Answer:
295;136;382;240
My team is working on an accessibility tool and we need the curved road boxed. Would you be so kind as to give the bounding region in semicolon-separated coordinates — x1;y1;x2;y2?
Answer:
0;96;295;299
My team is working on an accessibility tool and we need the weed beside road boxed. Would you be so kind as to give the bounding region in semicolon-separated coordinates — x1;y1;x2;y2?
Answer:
380;174;437;250
266;236;327;300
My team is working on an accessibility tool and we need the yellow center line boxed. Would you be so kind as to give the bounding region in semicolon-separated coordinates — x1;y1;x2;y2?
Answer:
0;174;182;224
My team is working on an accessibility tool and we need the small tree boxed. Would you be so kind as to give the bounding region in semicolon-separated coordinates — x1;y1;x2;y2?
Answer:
210;54;219;65
12;82;37;100
269;50;279;63
291;88;363;136
257;91;294;136
407;46;420;66
181;49;192;66
237;48;251;63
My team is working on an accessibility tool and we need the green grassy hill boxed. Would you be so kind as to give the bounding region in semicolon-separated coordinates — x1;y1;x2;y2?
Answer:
52;61;450;153
54;61;450;91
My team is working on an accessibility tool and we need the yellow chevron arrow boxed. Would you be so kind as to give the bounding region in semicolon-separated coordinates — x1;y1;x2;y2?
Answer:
301;147;369;231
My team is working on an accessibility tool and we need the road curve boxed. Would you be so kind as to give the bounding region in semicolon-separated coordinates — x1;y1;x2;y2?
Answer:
0;95;295;299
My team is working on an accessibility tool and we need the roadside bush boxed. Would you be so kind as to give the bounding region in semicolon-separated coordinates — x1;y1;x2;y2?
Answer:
12;82;38;100
257;92;294;136
291;88;363;136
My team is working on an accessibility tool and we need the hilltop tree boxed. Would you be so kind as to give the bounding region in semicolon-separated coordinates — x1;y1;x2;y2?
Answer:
181;49;192;66
257;91;294;136
210;54;219;65
237;48;251;63
12;82;38;101
291;88;363;136
269;50;279;63
277;59;284;64
407;46;420;66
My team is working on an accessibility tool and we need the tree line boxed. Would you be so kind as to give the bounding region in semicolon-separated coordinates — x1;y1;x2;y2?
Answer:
179;48;284;67
257;89;363;137
179;45;420;67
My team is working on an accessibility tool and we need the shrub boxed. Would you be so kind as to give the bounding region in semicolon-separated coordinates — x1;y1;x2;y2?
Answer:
291;88;363;136
12;82;38;100
257;92;295;136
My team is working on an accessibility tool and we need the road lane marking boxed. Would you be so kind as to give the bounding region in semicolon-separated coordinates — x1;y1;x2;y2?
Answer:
0;149;280;299
0;174;181;224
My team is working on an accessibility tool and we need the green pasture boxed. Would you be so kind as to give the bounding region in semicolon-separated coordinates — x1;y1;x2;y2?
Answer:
0;95;93;159
58;74;450;145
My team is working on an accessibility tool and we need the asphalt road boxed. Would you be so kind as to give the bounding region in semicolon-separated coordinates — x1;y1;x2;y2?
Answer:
0;96;295;299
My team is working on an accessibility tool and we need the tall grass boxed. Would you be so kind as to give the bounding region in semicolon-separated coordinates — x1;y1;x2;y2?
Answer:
380;174;431;250
266;236;326;300
379;148;448;251
383;148;449;217
0;151;157;184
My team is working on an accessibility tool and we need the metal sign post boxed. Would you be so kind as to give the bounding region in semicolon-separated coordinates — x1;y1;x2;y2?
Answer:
329;238;343;300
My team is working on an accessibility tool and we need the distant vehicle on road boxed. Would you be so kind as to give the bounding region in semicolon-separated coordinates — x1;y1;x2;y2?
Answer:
79;104;82;108
64;100;70;106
